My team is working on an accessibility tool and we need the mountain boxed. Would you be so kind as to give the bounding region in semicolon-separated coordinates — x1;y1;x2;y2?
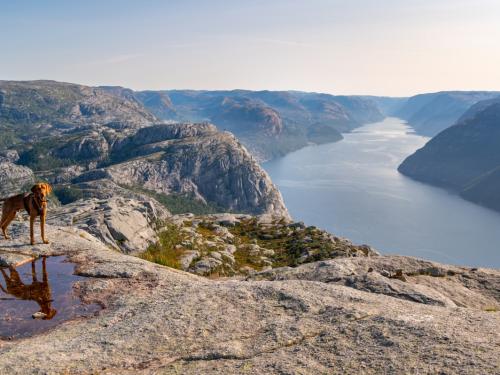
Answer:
398;98;500;212
395;91;500;136
101;88;385;161
0;80;288;217
0;80;156;150
362;96;407;116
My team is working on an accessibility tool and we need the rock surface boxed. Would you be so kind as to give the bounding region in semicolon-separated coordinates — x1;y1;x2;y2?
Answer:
0;223;499;374
105;126;289;217
0;161;35;197
47;196;169;254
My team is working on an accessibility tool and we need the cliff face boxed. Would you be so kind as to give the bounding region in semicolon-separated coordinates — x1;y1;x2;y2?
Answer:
0;81;290;218
399;100;500;212
105;124;290;217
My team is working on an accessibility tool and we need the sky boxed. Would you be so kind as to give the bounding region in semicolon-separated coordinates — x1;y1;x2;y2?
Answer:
1;0;500;96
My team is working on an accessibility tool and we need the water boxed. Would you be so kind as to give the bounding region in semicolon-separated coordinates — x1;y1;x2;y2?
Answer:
264;117;500;269
0;256;101;340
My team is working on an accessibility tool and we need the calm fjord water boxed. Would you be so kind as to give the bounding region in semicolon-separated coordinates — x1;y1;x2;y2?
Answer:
264;117;500;268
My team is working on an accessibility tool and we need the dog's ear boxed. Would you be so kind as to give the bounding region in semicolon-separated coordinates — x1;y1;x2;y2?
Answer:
43;183;52;194
31;184;40;193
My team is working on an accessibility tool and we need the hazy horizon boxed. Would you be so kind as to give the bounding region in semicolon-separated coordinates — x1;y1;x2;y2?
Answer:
2;0;500;96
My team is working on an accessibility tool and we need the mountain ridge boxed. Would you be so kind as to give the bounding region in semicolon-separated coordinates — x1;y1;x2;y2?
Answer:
398;99;500;212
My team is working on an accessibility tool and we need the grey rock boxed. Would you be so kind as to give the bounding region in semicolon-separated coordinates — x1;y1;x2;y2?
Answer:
0;224;499;374
47;196;169;254
0;150;20;163
105;127;289;218
0;162;35;197
180;250;200;270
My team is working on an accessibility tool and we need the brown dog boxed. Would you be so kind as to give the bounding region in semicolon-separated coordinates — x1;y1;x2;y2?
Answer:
0;183;52;245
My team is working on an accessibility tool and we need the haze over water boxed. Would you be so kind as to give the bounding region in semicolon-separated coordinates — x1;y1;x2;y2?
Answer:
264;117;500;268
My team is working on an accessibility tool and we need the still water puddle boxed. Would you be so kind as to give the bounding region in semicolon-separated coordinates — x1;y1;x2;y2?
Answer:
0;256;100;340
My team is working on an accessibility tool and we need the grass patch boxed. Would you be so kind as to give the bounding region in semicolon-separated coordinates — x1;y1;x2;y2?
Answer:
139;224;184;269
121;184;224;215
53;185;85;204
228;218;354;268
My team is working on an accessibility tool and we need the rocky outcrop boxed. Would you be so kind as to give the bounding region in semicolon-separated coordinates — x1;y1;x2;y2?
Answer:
0;161;35;197
207;96;283;136
248;255;500;309
53;132;110;162
0;224;498;374
154;213;378;276
104;124;289;217
47;196;169;254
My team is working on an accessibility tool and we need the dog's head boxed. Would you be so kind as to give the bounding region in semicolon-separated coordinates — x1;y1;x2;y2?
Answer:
42;308;57;320
31;183;52;203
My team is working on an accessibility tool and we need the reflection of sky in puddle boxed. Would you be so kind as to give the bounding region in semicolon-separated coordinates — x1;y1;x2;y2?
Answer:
0;256;100;340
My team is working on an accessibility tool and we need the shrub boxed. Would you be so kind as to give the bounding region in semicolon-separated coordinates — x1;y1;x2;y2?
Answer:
139;225;184;269
53;186;85;205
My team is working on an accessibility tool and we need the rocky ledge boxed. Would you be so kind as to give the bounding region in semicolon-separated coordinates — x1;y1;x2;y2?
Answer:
155;213;378;277
0;220;499;374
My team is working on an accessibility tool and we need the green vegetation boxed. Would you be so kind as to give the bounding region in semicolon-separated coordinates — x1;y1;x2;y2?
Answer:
229;218;329;267
53;186;85;205
139;216;368;277
18;137;75;171
0;128;19;150
139;224;185;269
484;306;498;312
122;185;224;215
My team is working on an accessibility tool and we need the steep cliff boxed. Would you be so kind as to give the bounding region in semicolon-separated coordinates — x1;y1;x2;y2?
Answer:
1;81;290;217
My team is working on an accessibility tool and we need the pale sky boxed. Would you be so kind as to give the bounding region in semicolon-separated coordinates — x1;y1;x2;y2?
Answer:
1;0;499;96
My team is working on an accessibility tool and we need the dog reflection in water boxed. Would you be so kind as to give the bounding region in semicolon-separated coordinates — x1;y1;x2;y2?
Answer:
0;257;57;320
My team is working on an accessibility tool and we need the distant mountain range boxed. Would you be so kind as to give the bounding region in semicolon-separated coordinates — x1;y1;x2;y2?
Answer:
100;87;386;161
399;98;500;212
3;79;500;213
392;91;500;136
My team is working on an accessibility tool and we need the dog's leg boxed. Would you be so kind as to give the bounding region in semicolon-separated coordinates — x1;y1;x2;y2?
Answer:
40;211;49;244
1;211;16;240
42;257;48;284
30;213;37;245
32;260;38;282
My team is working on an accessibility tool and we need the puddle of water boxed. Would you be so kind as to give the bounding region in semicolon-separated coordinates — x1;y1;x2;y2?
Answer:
0;256;101;340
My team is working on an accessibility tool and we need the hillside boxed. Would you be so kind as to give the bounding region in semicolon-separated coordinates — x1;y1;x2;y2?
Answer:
0;81;289;217
0;80;156;149
395;91;499;136
101;88;384;161
399;99;500;212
